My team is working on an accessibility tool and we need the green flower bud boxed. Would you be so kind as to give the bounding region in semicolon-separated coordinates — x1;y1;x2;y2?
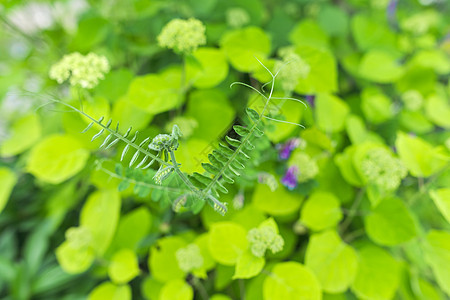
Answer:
269;235;284;254
226;7;250;28
288;152;319;183
157;18;206;54
250;241;266;258
176;244;204;272
247;226;284;257
275;50;310;93
361;148;407;191
49;52;110;89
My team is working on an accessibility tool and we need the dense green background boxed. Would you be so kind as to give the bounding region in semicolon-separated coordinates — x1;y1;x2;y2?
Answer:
1;0;450;299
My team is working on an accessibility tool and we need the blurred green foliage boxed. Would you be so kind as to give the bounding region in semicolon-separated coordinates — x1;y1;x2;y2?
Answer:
1;0;450;299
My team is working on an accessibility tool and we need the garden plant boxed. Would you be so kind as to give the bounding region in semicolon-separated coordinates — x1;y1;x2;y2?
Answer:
0;0;450;299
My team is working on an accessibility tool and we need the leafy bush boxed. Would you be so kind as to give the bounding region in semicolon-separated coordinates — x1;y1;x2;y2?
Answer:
1;0;450;299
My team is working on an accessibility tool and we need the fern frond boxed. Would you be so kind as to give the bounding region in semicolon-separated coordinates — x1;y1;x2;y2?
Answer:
196;58;307;207
51;101;169;168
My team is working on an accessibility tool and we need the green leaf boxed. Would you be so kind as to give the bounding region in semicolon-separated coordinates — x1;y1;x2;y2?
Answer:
141;276;163;300
246;108;260;123
0;114;41;157
55;241;95;274
225;136;241;148
81;96;110;126
361;88;393;124
365;197;416;246
315;94;350;133
263;262;321;300
80;189;121;255
396;132;449;177
294;46;338;94
220;26;271;72
358;50;404;83
318;6;349;37
409;49;450;75
127;73;180;115
233;249;265;279
186;47;229;88
399;111;434;134
108;249;140;284
69;15;110;52
345;115;384;145
351;13;397;52
149;236;186;282
305;230;358;293
423;230;450;296
88;281;131;300
208;222;248;266
111;97;153;132
186;89;235;141
351;245;402;300
261;96;304;143
335;145;365;187
159;279;193;300
95;69;134;102
109;207;152;252
233;125;250;136
192;233;216;277
253;183;303;216
27;134;90;184
300;191;343;231
289;19;330;49
425;93;450;129
176;138;211;174
0;168;17;213
430;188;450;223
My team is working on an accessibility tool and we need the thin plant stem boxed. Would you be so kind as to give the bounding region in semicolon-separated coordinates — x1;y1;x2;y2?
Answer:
343;228;365;243
340;187;366;234
191;277;209;300
169;150;197;192
239;279;246;300
96;161;190;193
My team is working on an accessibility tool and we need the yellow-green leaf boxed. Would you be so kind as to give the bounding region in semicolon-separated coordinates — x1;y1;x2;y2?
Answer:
0;168;17;213
88;281;131;300
263;262;321;300
233;250;265;279
159;279;193;300
108;249;140;284
0;114;41;157
430;188;450;223
80;189;121;255
27;134;90;184
208;222;248;266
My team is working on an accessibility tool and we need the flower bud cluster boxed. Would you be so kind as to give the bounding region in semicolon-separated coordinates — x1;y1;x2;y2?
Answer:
289;152;319;183
275;48;310;92
226;7;250;28
361;148;407;191
49;52;110;89
247;226;284;258
176;244;204;272
157;18;206;54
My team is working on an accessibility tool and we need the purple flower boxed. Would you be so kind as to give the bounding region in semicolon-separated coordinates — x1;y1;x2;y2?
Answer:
278;138;300;160
387;0;398;27
281;166;298;190
387;0;397;19
305;95;315;108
